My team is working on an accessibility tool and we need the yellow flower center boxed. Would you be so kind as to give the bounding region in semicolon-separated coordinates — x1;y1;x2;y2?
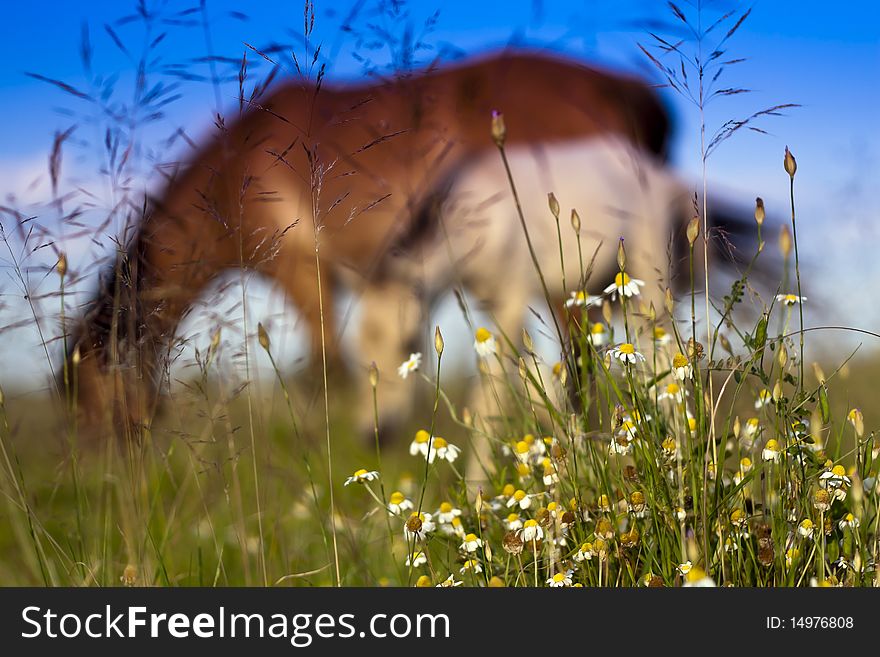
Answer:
765;439;779;451
523;434;535;444
619;343;635;355
507;513;519;523
672;353;688;368
552;573;566;583
831;465;846;477
730;509;745;523
439;502;453;514
844;513;854;522
784;294;798;303
614;272;631;287
591;322;606;335
740;457;752;469
414;430;430;444
502;484;515;497
516;463;530;476
432;437;448;449
475;327;492;343
547;502;558;512
514;490;527;501
688;417;697;432
666;383;680;395
464;533;478;543
354;469;368;477
662;437;676;452
654;327;667;340
515;440;530;454
800;519;813;530
747;418;759;428
390;492;405;505
416;575;432;587
552;362;562;376
630;491;645;505
523;519;538;528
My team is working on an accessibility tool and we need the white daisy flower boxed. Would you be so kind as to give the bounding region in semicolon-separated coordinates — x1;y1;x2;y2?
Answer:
406;550;427;567
460;533;483;553
506;489;535;510
520;519;544;543
409;429;431;457
604;272;645;300
427;437;461;464
671;353;693;381
838;513;860;530
742;417;761;441
547;570;574;587
344;468;379;486
658;381;686;403
798;519;815;539
459;559;483;575
819;464;852;490
588;322;608;347
436;574;462;587
776;293;806;306
678;561;693;576
762;439;782;462
610;342;645;366
755;389;772;409
574;542;594;562
436;501;462;525
683;567;716;587
474;327;496;358
397;352;422;379
505;513;523;532
565;290;602;309
388;491;414;515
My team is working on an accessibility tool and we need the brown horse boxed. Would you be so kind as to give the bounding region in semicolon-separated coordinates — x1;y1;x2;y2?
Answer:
67;49;673;431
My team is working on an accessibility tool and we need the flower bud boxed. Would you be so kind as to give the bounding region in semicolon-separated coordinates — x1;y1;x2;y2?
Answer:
522;328;534;354
548;193;560;219
490;110;506;147
754;197;765;226
779;225;792;259
617;238;626;272
686;216;700;246
57;252;67;279
570;208;581;233
434;326;444;356
257;322;270;351
369;362;379;387
784;146;797;179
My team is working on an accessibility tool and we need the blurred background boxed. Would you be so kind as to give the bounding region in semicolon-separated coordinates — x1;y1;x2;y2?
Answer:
0;0;877;396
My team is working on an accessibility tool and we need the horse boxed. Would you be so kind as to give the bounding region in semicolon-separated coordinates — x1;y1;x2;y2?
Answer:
66;49;676;433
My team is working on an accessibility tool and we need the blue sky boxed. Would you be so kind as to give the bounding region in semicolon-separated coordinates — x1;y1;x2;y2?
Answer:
0;0;878;388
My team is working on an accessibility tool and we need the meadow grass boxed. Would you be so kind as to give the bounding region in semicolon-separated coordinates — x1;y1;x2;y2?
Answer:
0;1;877;589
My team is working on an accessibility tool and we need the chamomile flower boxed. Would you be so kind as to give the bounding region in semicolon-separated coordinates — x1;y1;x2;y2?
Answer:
604;272;644;299
436;575;462;587
819;464;852;490
427;437;461;464
611;342;646;366
404;512;436;542
388;491;414;515
755;389;772;409
776;293;806;306
506;489;535;510
742;417;761;441
658;381;686;404
436;502;462;524
397;352;422;379
609;434;633;455
838;513;860;530
683;567;716;587
440;516;466;539
474;327;496;358
460;559;483;575
589;322;608;347
627;491;648;518
786;547;801;567
505;513;524;531
798;519;815;539
460;533;483;553
565;290;601;309
547;571;574;587
653;326;672;346
671;352;693;381
409;429;431;457
762;439;782;463
661;436;679;460
678;561;693;576
542;459;559;486
575;542;594;562
734;457;753;485
406;550;427;567
520;519;544;543
344;468;379;486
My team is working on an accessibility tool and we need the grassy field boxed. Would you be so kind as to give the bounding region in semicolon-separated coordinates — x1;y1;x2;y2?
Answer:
1;2;877;589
